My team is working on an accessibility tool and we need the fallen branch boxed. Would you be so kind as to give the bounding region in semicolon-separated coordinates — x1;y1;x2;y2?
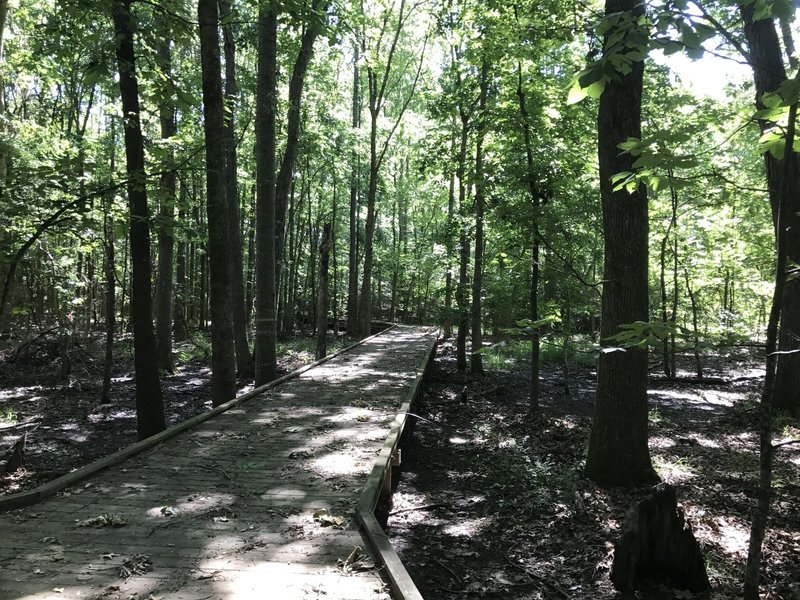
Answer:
505;552;570;599
773;439;800;450
389;502;446;515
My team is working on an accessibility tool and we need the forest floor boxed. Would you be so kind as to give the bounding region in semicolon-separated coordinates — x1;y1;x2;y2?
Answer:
1;330;799;600
0;330;349;495
388;339;800;600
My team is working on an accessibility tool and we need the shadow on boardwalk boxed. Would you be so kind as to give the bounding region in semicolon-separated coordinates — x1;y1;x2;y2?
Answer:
0;325;437;600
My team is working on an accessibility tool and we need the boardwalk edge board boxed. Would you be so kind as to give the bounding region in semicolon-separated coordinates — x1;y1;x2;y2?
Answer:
0;324;396;512
356;328;438;600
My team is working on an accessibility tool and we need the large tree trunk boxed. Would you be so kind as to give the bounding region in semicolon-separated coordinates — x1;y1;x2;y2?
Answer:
111;0;165;439
198;0;237;405
470;59;489;375
254;6;278;385
585;0;658;486
155;39;176;375
741;6;800;416
220;0;252;379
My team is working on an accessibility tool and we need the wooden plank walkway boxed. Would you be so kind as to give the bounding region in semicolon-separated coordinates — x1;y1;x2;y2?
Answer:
0;325;438;600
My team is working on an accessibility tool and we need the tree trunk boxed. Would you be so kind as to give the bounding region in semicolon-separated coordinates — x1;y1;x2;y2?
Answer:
198;0;237;405
744;99;797;600
347;44;361;337
684;269;703;379
274;0;328;317
111;0;165;439
741;6;800;416
455;112;470;371
470;59;489;375
517;61;543;413
155;38;176;375
358;104;380;339
315;223;331;359
100;198;115;405
585;0;658;486
0;0;8;183
444;126;456;339
254;6;278;385
220;0;253;379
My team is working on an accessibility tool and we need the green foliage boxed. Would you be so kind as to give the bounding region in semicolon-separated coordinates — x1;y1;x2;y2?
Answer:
568;10;650;104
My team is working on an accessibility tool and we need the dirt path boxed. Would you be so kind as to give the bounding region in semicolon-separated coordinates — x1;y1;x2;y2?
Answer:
0;325;437;600
389;340;800;600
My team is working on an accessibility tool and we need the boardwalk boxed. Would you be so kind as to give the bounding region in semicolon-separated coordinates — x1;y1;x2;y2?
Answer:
0;325;438;600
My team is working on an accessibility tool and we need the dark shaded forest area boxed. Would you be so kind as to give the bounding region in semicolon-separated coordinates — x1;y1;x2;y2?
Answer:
1;0;799;598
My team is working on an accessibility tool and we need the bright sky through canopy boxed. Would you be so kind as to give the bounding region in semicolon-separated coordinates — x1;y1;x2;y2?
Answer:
657;51;752;100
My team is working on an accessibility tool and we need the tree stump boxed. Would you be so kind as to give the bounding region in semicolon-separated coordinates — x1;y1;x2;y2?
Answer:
2;432;27;474
611;483;710;593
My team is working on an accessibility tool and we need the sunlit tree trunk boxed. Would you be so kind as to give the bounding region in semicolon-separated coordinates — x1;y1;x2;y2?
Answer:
585;0;658;486
741;5;800;416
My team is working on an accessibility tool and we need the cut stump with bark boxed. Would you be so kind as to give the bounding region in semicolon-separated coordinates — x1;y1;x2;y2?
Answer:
3;432;27;474
611;483;710;593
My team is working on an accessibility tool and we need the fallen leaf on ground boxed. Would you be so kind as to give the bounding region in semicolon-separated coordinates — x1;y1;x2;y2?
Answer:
77;513;127;528
313;508;347;529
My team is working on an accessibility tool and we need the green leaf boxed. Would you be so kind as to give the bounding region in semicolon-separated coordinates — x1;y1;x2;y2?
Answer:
679;28;700;49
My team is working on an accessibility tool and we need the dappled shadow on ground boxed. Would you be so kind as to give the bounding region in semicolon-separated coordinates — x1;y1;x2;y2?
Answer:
0;326;436;599
0;333;352;495
389;341;800;600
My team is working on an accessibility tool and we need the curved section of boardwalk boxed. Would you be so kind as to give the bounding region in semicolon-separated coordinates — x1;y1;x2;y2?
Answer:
0;325;437;600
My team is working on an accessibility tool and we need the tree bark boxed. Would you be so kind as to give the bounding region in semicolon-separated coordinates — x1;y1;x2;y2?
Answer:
198;0;237;405
254;6;278;385
111;0;165;439
455;111;470;372
470;59;489;375
516;62;542;414
100;198;115;404
315;223;331;359
155;39;176;375
585;0;658;486
275;0;328;323
744;98;797;600
347;44;361;337
220;0;252;379
444;125;456;338
741;6;800;416
0;0;8;183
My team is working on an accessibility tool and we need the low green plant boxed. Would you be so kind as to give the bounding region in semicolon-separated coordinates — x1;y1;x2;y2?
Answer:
1;409;19;424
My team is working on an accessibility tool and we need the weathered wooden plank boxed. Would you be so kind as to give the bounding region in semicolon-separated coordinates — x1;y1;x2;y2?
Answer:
0;325;437;600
